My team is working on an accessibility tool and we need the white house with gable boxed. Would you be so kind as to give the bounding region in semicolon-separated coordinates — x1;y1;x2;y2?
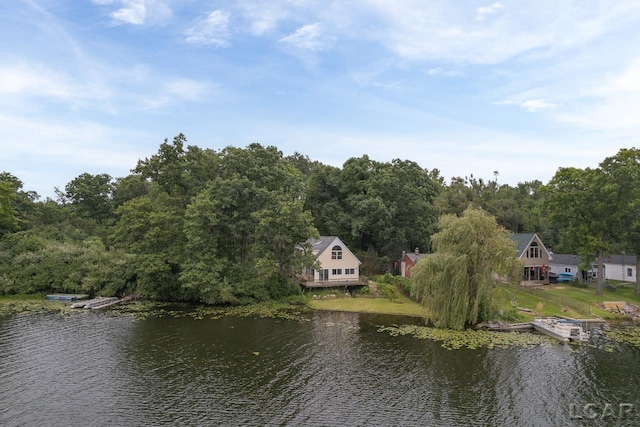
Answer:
301;236;362;288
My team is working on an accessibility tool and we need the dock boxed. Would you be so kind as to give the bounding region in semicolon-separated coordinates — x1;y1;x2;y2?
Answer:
71;297;121;310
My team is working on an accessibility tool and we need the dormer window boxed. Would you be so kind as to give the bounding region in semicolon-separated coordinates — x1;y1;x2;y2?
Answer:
331;245;342;260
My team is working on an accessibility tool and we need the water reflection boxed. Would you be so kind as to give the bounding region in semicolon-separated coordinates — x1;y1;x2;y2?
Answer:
1;310;639;426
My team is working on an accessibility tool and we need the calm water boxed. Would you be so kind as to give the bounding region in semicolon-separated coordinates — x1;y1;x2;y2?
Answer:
1;309;639;427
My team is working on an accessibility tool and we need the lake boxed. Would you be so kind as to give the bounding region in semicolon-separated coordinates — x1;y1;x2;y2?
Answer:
1;308;639;426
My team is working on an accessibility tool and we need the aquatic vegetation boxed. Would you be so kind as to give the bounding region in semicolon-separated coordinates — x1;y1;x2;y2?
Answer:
0;299;71;316
111;301;313;321
377;324;557;350
602;326;640;347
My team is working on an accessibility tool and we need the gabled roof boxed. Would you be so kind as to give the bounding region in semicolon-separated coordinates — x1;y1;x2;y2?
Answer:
605;254;638;265
306;235;338;255
510;233;551;258
305;236;361;264
549;254;582;266
405;252;429;263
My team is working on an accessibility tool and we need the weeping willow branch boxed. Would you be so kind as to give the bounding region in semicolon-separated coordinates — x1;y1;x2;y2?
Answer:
411;207;522;330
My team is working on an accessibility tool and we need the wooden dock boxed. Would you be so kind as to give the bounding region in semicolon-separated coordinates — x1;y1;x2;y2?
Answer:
71;297;121;309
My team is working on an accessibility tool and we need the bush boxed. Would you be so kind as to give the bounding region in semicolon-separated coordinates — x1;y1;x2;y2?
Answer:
372;273;412;296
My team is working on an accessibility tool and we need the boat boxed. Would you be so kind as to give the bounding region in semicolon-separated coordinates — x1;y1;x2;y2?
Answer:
482;321;534;332
532;317;590;343
46;294;89;301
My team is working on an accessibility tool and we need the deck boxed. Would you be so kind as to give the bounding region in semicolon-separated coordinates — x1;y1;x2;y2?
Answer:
300;280;367;290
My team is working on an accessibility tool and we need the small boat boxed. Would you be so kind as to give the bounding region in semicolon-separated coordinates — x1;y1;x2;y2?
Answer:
483;321;534;332
532;317;590;343
46;294;89;301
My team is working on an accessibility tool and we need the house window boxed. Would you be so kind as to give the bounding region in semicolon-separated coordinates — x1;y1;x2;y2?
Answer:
331;245;342;260
528;242;540;258
564;267;571;273
627;268;633;277
332;268;342;275
345;268;355;275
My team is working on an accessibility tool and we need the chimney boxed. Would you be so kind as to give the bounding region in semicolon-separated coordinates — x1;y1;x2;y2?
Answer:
414;247;419;255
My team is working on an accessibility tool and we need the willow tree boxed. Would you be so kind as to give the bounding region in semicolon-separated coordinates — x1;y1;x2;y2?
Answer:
412;206;521;330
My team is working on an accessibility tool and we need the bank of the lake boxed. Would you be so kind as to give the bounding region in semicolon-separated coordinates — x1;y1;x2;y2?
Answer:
2;305;640;427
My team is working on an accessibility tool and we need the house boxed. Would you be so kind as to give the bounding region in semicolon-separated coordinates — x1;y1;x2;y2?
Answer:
549;253;637;283
510;233;552;285
548;254;582;281
399;248;429;278
547;254;596;282
300;236;363;289
603;254;637;282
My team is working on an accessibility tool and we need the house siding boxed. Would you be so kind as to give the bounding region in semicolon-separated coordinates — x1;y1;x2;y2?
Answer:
302;236;361;286
511;233;551;285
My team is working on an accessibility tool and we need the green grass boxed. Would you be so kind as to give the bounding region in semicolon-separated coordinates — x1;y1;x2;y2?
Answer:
493;282;640;321
309;293;428;317
0;294;44;301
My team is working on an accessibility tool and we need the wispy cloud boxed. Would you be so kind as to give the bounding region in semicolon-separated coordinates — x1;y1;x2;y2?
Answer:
0;63;71;99
427;68;463;77
280;23;334;51
185;10;231;46
92;0;172;26
497;98;557;112
475;2;503;21
363;1;640;64
555;58;640;131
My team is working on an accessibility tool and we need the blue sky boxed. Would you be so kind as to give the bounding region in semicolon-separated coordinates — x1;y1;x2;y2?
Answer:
2;1;640;199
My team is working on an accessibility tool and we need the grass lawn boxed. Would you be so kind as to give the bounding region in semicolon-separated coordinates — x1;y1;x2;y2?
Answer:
309;293;429;317
493;282;640;321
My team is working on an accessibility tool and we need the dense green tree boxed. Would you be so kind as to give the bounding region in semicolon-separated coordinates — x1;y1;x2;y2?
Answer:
111;189;186;300
412;207;521;330
112;175;150;208
0;181;18;236
304;163;349;237
598;148;640;295
252;199;318;280
542;167;615;295
296;154;444;265
0;231;134;296
63;173;114;224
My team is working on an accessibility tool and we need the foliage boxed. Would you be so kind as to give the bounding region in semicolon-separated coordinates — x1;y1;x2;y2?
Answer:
3;137;640;308
373;273;412;296
0;231;135;296
62;173;115;224
542;148;640;295
378;324;556;350
412;207;522;330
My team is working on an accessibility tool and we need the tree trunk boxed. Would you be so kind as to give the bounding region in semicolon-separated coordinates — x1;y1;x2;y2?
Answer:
596;251;604;296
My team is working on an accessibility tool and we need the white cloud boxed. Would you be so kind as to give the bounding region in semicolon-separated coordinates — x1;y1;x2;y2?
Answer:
496;98;557;112
92;0;172;26
185;10;231;46
520;99;557;111
165;78;213;101
550;58;640;131
427;67;463;77
475;2;503;21
0;63;71;98
595;58;640;95
280;23;334;51
361;0;640;64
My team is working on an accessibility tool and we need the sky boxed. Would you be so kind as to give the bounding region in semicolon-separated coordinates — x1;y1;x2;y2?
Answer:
2;1;640;199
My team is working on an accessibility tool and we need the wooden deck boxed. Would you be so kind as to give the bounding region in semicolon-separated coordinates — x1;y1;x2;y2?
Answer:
300;280;367;289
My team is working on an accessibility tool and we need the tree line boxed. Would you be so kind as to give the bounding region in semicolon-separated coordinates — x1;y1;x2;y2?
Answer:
1;134;639;303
